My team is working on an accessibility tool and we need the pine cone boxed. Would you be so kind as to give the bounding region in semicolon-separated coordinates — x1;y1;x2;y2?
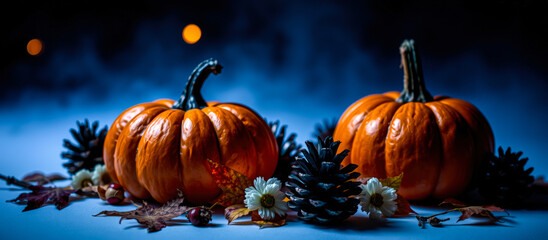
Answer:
61;119;108;175
312;118;337;141
268;120;302;185
477;147;534;208
286;137;361;224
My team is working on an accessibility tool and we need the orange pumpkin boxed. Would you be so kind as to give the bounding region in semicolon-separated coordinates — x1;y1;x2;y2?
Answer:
333;40;494;200
103;59;278;204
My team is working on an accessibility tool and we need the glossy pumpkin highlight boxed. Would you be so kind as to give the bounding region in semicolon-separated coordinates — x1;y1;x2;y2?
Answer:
333;40;494;200
104;59;278;204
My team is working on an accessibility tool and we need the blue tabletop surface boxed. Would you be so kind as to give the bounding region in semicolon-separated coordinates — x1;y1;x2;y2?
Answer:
1;182;547;240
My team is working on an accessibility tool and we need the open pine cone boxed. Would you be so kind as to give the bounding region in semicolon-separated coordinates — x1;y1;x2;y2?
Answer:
61;119;108;175
477;147;534;208
286;137;361;224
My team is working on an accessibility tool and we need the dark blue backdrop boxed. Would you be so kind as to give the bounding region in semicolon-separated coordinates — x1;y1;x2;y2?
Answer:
1;0;547;176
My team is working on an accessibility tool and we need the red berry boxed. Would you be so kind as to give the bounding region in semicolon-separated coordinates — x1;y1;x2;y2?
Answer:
108;183;123;190
186;207;212;226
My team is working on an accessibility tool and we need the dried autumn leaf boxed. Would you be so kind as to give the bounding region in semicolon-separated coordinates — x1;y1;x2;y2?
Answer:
456;205;507;222
439;198;468;208
208;159;252;207
22;172;68;185
251;211;286;228
225;204;252;224
393;193;416;216
8;185;78;212
93;191;188;232
380;173;403;191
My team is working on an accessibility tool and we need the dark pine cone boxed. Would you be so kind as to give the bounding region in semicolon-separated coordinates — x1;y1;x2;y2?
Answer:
477;146;534;208
267;120;302;185
61;119;108;175
312;118;337;141
286;137;361;224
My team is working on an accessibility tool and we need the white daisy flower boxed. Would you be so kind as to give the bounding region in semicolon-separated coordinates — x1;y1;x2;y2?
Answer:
71;169;93;189
92;164;112;186
359;177;397;220
244;177;288;220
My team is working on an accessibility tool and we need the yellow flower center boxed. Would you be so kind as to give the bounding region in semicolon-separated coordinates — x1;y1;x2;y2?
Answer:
260;194;275;208
81;179;94;188
370;193;384;208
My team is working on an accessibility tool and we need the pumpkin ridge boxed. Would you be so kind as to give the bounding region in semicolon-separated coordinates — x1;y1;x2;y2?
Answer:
425;101;475;198
333;94;394;166
136;109;186;203
385;102;442;200
114;106;168;199
351;101;401;179
216;103;278;178
202;106;259;181
180;109;222;203
104;102;167;183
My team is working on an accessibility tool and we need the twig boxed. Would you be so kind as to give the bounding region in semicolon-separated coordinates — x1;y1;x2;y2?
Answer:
0;173;34;189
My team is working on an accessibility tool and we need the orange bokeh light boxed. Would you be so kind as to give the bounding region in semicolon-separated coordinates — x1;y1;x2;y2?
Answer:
27;38;43;56
182;24;201;44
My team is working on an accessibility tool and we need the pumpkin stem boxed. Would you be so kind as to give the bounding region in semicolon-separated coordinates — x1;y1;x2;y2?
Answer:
172;58;223;110
396;39;433;103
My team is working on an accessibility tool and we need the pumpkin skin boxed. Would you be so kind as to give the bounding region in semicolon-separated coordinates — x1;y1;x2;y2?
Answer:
104;59;278;204
333;40;494;200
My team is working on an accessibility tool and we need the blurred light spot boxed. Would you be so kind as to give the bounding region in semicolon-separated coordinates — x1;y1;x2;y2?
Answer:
27;38;43;56
182;24;201;44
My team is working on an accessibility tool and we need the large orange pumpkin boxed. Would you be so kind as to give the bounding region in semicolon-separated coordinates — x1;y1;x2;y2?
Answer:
103;59;278;204
333;40;494;200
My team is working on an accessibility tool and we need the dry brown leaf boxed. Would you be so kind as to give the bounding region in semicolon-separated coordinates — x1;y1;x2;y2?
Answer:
208;159;252;207
93;191;188;232
439;198;468;208
251;211;286;228
380;173;403;191
22;172;68;185
393;193;416;216
225;204;252;224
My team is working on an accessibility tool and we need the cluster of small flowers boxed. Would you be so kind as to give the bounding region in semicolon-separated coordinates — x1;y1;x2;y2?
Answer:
243;176;397;221
71;164;112;189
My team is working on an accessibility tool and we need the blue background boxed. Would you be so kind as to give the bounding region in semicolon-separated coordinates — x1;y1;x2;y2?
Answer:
1;1;548;238
2;0;547;176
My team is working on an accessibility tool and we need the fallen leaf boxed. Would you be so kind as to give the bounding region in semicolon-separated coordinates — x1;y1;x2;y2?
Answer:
456;205;508;222
225;204;252;224
393;193;416;216
93;191;188;232
380;173;403;191
22;172;68;185
439;198;468;208
208;159;252;207
251;211;286;228
8;185;77;211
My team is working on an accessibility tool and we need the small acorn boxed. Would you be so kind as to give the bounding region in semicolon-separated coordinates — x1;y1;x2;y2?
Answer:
105;183;125;205
186;206;213;226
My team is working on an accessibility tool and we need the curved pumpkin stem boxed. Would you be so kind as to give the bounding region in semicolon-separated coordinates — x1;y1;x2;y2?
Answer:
172;58;223;110
396;39;433;103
